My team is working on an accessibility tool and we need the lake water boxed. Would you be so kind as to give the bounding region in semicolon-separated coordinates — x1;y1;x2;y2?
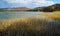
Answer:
0;12;60;26
0;12;41;19
0;12;56;22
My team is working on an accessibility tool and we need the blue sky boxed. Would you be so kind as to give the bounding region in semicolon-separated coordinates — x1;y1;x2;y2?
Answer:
0;0;60;8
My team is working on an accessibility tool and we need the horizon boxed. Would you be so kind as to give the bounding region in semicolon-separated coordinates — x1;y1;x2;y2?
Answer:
0;3;60;9
0;0;60;8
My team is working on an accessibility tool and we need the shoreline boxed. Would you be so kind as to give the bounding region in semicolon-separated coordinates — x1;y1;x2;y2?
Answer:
0;11;60;30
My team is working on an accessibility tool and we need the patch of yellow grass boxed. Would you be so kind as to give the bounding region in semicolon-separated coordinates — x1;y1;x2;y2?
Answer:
43;11;60;19
0;17;45;31
0;18;28;30
0;17;38;30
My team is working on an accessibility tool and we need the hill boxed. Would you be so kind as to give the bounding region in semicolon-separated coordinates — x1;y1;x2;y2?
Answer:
0;4;60;12
42;4;60;12
0;7;30;12
32;4;60;12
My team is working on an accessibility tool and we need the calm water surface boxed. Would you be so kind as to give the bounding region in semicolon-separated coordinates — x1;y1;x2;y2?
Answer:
0;12;41;19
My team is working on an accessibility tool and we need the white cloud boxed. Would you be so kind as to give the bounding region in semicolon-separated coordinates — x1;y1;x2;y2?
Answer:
43;1;55;6
4;0;33;5
4;0;55;7
35;0;55;7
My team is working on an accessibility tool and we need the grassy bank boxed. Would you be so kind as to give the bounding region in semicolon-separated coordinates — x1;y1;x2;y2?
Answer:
0;18;47;36
0;11;60;36
43;11;60;20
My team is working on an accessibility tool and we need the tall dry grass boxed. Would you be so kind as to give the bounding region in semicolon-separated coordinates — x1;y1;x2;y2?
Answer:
0;17;60;36
0;11;60;36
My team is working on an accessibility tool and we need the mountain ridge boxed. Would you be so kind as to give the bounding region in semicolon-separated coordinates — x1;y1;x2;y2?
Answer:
0;4;60;12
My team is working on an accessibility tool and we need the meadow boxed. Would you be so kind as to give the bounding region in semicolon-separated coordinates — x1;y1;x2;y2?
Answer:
43;11;60;20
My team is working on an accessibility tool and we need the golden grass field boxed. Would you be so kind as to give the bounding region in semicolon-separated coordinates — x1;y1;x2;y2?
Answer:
0;18;29;30
43;11;60;19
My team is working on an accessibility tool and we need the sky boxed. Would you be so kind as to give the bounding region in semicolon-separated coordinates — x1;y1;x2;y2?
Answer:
0;0;60;8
